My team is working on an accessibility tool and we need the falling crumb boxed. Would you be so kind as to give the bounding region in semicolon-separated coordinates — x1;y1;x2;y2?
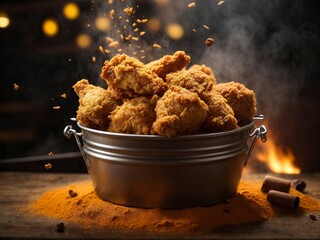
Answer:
136;19;148;23
153;43;161;49
133;28;139;32
132;23;137;27
48;152;54;156
118;15;123;20
203;25;210;30
68;59;72;62
13;83;19;91
192;29;197;32
205;37;214;46
98;46;104;53
125;35;132;40
132;37;139;41
140;31;146;36
56;222;65;233
125;19;129;23
109;41;119;48
120;34;124;41
45;163;52;170
106;37;114;43
68;190;78;198
92;56;96;62
132;52;137;56
60;93;67;99
218;1;224;6
140;50;145;53
109;9;115;19
141;56;145;59
124;7;134;16
188;2;196;8
117;49;122;52
104;49;111;54
53;106;61;110
108;0;113;4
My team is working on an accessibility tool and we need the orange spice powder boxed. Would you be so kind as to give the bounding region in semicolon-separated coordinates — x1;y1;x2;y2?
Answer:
27;180;320;234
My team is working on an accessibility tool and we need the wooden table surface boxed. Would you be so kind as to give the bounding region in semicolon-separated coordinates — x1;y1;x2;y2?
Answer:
0;172;319;239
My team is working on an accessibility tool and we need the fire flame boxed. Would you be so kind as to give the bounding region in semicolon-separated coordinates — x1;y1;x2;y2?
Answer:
256;134;301;174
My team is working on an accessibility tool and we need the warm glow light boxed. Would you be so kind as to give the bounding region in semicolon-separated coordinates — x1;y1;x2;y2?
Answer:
154;0;171;6
42;18;59;37
94;16;111;31
147;18;161;32
256;134;301;174
76;34;92;48
0;12;10;28
63;2;80;20
166;22;184;40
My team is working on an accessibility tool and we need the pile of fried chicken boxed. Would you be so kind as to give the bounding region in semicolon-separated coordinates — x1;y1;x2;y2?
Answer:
73;51;256;137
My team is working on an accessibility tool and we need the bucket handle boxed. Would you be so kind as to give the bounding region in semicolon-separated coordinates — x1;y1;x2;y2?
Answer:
244;115;268;167
63;124;89;169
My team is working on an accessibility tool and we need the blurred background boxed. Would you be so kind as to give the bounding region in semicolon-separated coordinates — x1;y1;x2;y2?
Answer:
0;0;319;173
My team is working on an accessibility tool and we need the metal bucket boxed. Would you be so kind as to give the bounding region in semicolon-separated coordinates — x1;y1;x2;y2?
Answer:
64;116;267;209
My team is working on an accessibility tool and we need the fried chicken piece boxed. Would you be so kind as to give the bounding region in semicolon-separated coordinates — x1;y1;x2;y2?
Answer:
188;64;216;84
151;86;208;137
166;69;215;99
201;91;239;132
100;54;167;98
215;82;257;126
108;96;158;135
73;79;121;130
146;51;191;79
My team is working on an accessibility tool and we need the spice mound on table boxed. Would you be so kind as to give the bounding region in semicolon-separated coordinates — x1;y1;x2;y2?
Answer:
27;180;320;235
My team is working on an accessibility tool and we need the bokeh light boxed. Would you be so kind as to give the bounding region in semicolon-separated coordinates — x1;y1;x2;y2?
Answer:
76;34;92;48
165;22;184;40
94;16;111;32
63;2;80;20
0;12;10;29
42;18;59;37
147;18;161;32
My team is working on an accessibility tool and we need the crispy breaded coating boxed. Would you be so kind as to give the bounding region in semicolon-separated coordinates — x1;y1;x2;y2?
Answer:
108;96;158;135
146;51;191;79
151;86;208;137
166;69;215;99
188;64;216;84
215;82;257;126
201;91;239;132
100;54;167;98
73;79;121;130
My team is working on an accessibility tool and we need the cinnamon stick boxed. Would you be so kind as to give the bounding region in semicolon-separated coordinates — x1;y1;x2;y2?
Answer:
261;175;291;193
290;179;307;192
267;190;300;209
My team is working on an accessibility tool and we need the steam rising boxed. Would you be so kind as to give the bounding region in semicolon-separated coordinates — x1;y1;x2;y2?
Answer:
84;0;319;170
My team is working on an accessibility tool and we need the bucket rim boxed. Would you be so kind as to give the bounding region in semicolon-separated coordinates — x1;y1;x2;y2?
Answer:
77;121;255;140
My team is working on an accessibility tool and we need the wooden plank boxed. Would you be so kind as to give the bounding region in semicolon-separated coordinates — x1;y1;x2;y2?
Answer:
0;172;319;239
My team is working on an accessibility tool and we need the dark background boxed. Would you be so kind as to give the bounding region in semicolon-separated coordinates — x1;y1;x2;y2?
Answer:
0;0;319;172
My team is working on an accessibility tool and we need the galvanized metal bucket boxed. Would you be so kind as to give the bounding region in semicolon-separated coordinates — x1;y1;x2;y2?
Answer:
64;115;267;209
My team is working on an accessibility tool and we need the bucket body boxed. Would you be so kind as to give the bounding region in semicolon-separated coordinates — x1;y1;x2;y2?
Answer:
78;122;255;209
